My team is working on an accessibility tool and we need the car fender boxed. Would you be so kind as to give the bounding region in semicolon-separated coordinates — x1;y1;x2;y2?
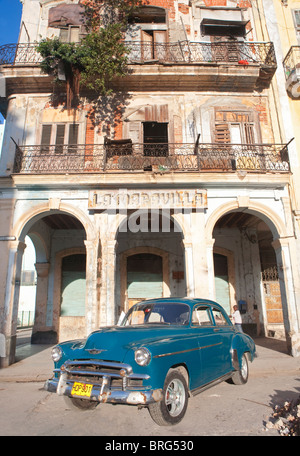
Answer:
231;333;256;370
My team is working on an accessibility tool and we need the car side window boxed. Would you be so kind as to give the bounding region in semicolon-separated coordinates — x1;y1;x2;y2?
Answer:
212;308;228;326
192;306;213;326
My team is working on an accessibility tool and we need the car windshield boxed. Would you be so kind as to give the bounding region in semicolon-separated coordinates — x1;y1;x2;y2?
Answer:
121;302;190;326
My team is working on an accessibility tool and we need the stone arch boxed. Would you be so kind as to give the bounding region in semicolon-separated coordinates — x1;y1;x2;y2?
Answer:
205;199;287;243
205;198;295;347
14;201;96;243
6;202;96;353
27;232;48;263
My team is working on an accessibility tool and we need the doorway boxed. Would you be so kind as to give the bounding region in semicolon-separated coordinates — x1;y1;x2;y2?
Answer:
61;254;86;317
214;253;231;314
127;253;163;309
143;121;168;156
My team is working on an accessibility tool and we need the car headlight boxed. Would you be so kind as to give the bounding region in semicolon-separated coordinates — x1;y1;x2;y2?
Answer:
51;346;62;363
135;347;151;366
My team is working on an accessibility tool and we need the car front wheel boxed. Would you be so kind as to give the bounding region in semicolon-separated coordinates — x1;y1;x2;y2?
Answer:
63;396;99;411
148;369;188;426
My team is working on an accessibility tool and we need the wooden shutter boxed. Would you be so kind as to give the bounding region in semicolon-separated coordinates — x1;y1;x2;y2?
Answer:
244;123;255;144
55;124;65;153
215;123;230;143
153;31;167;60
141;30;153;60
41;125;52;150
68;123;79;144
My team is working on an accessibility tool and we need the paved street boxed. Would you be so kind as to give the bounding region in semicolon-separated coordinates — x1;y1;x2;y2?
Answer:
0;336;299;437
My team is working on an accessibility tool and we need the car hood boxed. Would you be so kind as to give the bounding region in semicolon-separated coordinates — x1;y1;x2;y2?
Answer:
67;325;188;363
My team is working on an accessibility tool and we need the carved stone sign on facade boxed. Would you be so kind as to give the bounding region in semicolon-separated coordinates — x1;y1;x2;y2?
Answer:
89;189;207;210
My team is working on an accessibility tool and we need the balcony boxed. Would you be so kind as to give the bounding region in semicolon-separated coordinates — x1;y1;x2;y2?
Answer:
283;46;300;98
13;142;290;175
0;40;277;93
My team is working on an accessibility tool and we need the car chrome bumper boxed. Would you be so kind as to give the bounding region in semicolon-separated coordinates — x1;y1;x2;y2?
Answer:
44;375;163;405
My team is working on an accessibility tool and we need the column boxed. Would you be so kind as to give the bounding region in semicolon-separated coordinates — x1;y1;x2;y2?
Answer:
272;237;300;357
106;240;118;325
84;239;100;336
1;240;26;367
31;262;50;343
182;239;195;297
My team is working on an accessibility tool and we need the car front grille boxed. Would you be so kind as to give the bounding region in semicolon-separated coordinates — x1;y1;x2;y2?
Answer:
57;359;148;391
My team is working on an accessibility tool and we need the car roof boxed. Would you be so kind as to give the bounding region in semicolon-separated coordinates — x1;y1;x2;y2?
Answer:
135;297;223;311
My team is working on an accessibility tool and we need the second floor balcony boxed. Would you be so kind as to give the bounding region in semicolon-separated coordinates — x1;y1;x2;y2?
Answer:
0;40;277;92
283;46;300;98
13;142;290;175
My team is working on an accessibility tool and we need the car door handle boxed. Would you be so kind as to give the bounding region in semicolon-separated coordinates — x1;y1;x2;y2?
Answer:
213;328;221;332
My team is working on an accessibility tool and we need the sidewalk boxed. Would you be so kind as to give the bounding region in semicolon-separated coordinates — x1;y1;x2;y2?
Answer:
0;337;299;383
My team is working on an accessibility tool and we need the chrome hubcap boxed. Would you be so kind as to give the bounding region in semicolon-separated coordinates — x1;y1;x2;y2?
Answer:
165;379;185;417
241;356;248;379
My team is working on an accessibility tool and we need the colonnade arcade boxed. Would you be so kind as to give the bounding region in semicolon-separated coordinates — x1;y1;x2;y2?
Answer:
1;195;299;367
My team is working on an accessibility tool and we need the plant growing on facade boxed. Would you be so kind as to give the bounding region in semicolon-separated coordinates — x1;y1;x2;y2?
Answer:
36;0;143;107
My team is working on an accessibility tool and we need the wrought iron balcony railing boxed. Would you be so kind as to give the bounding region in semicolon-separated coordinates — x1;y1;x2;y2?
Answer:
126;40;276;67
0;41;276;68
283;46;300;80
13;142;290;174
0;43;43;66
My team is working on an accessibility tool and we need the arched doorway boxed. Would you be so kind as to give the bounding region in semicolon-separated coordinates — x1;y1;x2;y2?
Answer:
213;210;286;340
116;209;185;316
16;211;87;347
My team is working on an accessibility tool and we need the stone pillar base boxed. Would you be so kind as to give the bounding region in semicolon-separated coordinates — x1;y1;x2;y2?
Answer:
31;330;57;345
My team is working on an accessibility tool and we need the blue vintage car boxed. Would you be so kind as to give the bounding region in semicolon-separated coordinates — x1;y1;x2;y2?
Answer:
45;298;256;426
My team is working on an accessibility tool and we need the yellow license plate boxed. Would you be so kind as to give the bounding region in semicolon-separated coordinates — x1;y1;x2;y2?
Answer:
71;382;93;397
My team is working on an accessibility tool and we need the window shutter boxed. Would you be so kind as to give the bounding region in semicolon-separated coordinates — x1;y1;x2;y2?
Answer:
215;123;230;143
55;124;65;153
244;123;255;144
59;28;69;43
41;125;52;146
68;123;79;144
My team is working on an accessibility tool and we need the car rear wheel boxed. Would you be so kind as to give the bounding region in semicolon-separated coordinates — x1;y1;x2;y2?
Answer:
63;396;99;411
148;369;188;426
231;353;249;385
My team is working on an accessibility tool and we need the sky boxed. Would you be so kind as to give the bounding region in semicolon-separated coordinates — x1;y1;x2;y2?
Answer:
0;0;22;122
0;0;23;46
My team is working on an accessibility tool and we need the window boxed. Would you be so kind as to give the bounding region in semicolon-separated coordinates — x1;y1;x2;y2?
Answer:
214;111;255;144
127;6;167;61
200;19;248;38
60;26;81;43
143;122;168;156
293;10;300;31
199;7;248;38
40;123;79;153
212;308;228;326
292;10;300;44
128;6;166;24
192;306;213;326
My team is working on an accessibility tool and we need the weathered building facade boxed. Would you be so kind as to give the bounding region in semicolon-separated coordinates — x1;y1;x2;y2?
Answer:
1;0;300;366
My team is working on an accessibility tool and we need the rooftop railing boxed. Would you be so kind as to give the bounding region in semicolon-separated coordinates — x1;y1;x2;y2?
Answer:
13;142;290;174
